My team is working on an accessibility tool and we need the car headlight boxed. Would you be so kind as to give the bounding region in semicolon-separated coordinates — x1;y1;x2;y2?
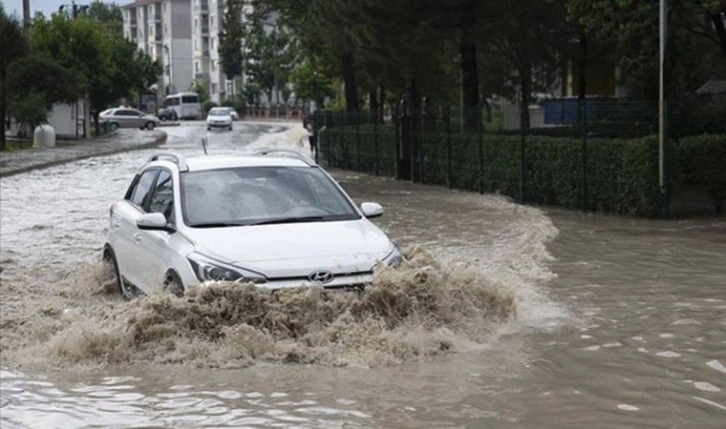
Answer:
187;252;266;283
382;243;403;267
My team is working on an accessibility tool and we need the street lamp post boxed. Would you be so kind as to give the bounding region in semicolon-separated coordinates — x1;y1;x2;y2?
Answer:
658;0;668;218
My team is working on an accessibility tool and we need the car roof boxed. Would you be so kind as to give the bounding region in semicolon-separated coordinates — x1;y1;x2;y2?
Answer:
144;155;311;173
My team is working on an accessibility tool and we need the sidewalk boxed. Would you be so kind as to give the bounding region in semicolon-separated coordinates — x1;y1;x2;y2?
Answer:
0;129;167;178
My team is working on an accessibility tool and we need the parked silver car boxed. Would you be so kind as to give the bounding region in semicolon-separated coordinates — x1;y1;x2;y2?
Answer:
100;108;161;131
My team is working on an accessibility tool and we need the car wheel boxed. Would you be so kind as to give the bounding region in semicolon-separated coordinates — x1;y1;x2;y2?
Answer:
164;271;184;297
103;247;137;300
228;125;233;131
109;122;119;131
207;126;211;131
145;122;155;130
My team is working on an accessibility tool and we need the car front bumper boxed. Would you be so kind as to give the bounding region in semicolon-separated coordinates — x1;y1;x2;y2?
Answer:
207;121;232;128
197;272;374;291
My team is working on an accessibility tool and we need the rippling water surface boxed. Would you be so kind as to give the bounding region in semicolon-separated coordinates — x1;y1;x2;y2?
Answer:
1;122;724;428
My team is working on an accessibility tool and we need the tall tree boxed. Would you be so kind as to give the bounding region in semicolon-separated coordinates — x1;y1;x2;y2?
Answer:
0;5;28;150
219;0;245;83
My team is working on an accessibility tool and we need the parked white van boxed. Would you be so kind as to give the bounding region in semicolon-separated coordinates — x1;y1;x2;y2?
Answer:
164;92;202;120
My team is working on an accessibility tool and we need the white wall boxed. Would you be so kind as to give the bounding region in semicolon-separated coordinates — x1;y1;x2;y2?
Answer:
171;39;194;93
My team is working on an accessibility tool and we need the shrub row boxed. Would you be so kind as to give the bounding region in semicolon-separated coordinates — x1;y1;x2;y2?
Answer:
320;125;725;217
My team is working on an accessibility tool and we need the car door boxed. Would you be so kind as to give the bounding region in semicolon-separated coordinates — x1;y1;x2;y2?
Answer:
115;109;139;128
134;169;177;292
114;168;159;289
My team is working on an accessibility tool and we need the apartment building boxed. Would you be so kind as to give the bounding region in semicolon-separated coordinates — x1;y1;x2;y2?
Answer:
122;0;194;96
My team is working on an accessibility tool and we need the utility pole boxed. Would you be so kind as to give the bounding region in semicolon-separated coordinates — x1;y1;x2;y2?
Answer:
658;0;668;218
22;0;30;29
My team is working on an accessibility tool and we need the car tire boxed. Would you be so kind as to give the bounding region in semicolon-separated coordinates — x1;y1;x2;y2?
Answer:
207;126;211;131
109;122;119;131
228;125;233;131
145;122;155;130
103;246;136;301
164;270;184;297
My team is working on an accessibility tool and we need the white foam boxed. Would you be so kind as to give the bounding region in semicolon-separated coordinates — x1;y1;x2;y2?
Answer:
617;404;639;411
693;382;721;393
706;360;726;374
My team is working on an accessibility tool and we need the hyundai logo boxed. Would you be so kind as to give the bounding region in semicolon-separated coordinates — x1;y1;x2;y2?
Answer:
308;270;335;284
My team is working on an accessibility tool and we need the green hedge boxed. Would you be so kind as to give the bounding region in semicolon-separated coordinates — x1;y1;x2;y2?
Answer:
677;134;726;213
320;125;723;217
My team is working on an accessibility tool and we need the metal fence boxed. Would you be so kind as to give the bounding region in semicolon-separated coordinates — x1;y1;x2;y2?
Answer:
315;96;726;218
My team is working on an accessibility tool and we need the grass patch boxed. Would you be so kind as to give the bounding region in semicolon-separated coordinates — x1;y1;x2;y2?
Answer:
1;139;34;152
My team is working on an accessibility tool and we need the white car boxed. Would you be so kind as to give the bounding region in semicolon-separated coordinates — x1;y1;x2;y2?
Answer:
206;107;233;130
100;107;161;131
103;149;401;299
221;107;239;121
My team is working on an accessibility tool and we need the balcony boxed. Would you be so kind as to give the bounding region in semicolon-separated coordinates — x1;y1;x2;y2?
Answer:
201;24;209;35
154;13;161;21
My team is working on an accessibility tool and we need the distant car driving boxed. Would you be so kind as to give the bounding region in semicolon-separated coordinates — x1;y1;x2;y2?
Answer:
100;108;161;131
206;107;233;131
157;107;178;122
103;149;401;299
220;107;239;121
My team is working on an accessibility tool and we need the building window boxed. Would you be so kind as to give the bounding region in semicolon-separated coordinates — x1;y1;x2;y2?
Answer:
194;18;198;30
211;61;216;71
210;38;215;50
163;2;167;12
210;16;215;26
212;83;217;94
194;39;198;50
164;24;168;35
195;61;200;73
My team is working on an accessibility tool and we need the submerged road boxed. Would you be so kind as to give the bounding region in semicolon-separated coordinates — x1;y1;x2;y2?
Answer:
0;122;724;428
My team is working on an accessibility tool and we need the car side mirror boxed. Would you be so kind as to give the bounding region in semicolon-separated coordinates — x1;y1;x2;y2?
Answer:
137;212;174;232
361;202;383;219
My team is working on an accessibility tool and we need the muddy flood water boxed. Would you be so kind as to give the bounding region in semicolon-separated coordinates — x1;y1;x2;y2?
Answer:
0;123;724;428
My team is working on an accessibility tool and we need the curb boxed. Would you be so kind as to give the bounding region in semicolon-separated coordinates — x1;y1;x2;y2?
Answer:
0;132;167;178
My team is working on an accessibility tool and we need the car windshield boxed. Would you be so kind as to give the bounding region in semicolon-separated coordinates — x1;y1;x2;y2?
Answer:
181;166;360;227
208;108;229;116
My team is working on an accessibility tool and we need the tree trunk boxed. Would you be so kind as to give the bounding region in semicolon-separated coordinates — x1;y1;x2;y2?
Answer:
712;11;726;57
519;65;531;131
369;89;378;124
94;111;100;136
1;73;6;151
577;30;588;130
341;50;359;112
460;1;479;131
482;98;492;123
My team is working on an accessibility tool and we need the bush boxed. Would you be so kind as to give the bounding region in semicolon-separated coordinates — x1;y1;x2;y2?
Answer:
320;124;666;217
202;100;218;115
677;134;726;213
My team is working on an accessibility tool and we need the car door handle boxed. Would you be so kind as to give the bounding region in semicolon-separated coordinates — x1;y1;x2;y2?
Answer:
133;233;142;244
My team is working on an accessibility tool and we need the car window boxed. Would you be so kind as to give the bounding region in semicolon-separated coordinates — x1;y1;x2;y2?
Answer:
130;170;158;209
180;166;359;226
182;95;198;103
148;170;175;220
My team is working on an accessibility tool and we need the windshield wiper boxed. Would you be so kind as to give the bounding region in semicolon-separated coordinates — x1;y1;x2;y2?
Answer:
249;215;327;226
189;221;249;228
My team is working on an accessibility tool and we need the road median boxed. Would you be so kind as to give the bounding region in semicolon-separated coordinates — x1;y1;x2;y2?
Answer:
0;129;167;178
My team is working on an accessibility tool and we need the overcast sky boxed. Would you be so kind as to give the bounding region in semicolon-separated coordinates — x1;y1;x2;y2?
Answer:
3;0;122;19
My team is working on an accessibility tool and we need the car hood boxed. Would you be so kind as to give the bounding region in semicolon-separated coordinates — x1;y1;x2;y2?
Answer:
183;220;393;276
